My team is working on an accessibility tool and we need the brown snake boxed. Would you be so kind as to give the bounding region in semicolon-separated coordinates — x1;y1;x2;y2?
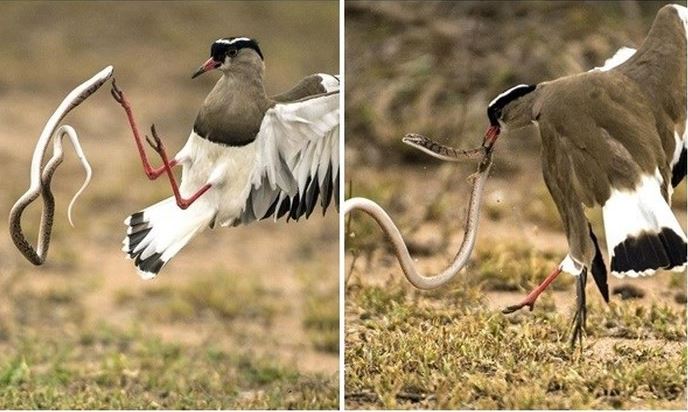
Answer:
344;133;493;289
9;66;114;265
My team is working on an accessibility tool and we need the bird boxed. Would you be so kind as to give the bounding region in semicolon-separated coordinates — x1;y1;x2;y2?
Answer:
111;37;339;279
488;4;687;345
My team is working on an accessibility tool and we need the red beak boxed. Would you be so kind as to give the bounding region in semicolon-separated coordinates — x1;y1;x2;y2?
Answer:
483;125;500;149
192;58;220;79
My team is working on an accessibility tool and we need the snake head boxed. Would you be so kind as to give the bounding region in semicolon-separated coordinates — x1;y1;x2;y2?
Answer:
401;133;427;146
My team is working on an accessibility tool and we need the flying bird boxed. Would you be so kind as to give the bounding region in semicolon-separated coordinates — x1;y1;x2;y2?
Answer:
111;37;339;279
492;4;687;344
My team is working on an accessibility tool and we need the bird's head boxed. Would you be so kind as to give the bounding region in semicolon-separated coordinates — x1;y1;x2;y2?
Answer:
192;37;264;79
483;84;537;148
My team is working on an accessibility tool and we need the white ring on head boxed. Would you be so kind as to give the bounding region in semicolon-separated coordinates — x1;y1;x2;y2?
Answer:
215;37;252;45
488;84;530;107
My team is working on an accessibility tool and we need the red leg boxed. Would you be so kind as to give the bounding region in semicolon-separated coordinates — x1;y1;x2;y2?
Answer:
147;125;211;210
111;80;178;179
502;266;562;314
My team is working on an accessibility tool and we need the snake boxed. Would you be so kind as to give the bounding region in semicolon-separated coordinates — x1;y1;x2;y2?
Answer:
9;66;114;265
344;133;493;289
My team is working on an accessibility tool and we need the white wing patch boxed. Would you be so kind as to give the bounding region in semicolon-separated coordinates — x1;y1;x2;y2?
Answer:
318;73;340;93
591;47;636;72
671;4;688;34
671;130;686;169
239;92;340;224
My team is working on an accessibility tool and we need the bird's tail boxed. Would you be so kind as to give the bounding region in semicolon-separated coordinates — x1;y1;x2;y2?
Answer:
122;197;214;279
603;176;687;277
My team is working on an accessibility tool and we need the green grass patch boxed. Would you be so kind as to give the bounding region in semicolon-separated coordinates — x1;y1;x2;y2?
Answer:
0;325;337;409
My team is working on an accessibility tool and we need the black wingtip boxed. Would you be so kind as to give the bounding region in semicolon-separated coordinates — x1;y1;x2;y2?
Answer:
321;163;333;215
611;227;687;275
129;211;145;226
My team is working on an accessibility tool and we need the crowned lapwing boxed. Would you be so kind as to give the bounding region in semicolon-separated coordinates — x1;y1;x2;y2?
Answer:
111;37;339;279
486;5;687;345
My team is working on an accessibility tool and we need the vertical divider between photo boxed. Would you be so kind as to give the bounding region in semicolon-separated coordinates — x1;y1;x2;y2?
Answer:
338;0;346;409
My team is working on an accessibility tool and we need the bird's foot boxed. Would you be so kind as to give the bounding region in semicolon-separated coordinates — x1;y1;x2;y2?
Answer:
502;300;535;314
502;266;563;315
110;79;126;105
569;269;588;349
569;303;586;349
145;124;164;154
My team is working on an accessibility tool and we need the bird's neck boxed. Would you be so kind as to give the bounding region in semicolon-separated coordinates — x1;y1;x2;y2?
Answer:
502;88;540;130
194;65;272;146
217;63;268;100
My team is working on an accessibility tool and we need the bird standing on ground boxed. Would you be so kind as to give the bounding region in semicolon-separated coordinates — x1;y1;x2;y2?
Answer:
112;37;339;279
491;4;687;345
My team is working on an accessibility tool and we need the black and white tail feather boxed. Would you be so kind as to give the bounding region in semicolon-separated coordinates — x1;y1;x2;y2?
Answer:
122;198;214;279
602;173;687;278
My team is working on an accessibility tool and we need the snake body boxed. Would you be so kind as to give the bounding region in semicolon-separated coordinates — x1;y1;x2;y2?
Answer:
344;133;493;289
402;133;486;162
9;66;113;265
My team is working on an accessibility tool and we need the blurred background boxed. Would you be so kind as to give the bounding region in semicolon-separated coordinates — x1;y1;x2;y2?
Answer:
345;1;686;409
0;1;338;409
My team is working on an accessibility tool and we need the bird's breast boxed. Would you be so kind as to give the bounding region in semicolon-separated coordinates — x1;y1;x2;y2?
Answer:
179;131;257;223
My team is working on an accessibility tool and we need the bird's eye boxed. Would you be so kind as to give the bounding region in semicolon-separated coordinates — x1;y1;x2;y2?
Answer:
228;48;238;57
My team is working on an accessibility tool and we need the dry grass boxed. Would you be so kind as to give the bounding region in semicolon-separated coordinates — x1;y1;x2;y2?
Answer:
346;280;685;409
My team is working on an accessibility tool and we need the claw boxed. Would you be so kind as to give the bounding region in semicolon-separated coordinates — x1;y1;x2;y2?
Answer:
145;135;158;151
502;302;534;314
148;125;163;152
569;269;587;349
110;79;123;103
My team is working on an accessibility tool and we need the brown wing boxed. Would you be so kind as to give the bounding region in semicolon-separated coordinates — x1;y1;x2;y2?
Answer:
537;71;671;200
616;4;687;185
272;74;339;103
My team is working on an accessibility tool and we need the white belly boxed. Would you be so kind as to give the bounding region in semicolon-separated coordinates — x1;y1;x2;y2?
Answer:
175;132;256;225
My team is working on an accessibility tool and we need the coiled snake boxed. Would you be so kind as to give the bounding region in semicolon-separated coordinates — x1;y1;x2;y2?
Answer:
344;133;494;289
9;66;114;265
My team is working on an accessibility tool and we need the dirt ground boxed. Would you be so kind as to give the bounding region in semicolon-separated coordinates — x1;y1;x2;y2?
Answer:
0;1;338;409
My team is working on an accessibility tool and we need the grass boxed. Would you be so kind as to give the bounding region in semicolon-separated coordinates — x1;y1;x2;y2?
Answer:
473;239;574;292
302;284;339;354
345;278;686;409
130;270;284;324
0;267;339;409
0;325;337;409
345;220;685;409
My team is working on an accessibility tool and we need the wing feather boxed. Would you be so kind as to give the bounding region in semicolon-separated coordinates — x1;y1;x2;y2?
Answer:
239;90;339;224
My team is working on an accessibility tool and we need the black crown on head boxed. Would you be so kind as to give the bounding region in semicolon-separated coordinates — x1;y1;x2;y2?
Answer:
487;84;536;126
210;37;264;62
